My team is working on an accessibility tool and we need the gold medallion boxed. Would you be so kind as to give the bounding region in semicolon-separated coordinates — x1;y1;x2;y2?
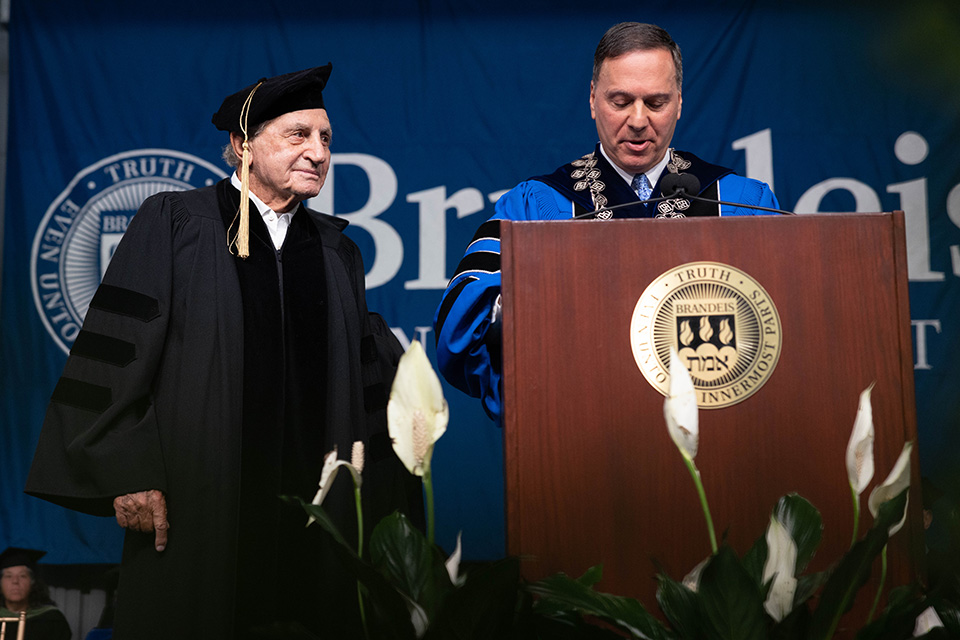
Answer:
630;261;782;408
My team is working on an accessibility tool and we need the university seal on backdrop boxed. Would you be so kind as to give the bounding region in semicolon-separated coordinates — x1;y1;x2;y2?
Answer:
629;262;782;408
31;149;227;355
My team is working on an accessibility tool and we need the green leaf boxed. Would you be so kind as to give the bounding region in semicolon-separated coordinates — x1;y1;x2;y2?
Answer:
294;496;354;550
698;545;768;640
794;571;830;608
426;558;522;639
773;494;823;575
770;601;811;640
743;495;823;593
656;573;708;640
578;564;604;587
808;489;908;640
370;511;452;623
852;591;924;640
932;603;960;636
528;614;631;639
283;497;417;640
527;568;675;639
742;534;768;589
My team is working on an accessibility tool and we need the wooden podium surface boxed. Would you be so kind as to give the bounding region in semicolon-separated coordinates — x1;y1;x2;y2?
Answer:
501;213;922;615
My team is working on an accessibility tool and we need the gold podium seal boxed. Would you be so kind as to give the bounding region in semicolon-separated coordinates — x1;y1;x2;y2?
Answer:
629;262;782;408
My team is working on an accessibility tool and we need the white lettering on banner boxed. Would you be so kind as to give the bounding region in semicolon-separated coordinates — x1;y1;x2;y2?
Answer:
102;157;196;183
888;177;943;281
392;326;434;351
310;154;501;289
405;186;484;290
946;182;960;276
731;128;775;193
912;319;942;370
733;129;957;284
31;149;227;355
793;178;882;214
889;131;942;281
309;153;403;288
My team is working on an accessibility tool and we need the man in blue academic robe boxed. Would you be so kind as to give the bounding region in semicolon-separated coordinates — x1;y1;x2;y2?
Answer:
434;22;780;422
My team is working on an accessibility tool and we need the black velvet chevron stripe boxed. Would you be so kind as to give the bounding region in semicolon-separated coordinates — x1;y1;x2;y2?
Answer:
71;330;136;367
470;219;501;244
89;285;160;322
51;377;112;413
434;276;475;340
363;382;388;413
360;335;378;364
452;251;500;279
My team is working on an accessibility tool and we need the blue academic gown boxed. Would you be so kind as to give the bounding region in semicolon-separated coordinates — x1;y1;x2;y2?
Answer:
433;146;779;422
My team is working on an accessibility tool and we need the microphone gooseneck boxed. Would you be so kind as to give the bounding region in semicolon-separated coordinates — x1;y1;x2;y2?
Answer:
573;171;793;219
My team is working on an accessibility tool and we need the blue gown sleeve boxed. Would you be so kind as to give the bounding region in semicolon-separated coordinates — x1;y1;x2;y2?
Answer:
717;174;781;216
433;181;571;422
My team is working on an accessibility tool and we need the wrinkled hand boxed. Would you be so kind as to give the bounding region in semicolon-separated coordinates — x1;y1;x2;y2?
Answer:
113;490;169;552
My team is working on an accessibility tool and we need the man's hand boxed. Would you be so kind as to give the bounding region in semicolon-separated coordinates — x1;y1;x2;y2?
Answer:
113;490;169;552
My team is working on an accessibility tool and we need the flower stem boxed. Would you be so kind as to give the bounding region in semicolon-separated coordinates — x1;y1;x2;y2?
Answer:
355;485;364;558
683;457;717;554
353;482;368;638
357;582;369;640
867;545;888;623
424;465;435;546
850;486;861;549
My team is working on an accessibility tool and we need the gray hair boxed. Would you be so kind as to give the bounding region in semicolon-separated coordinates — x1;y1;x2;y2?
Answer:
592;22;683;90
220;120;270;169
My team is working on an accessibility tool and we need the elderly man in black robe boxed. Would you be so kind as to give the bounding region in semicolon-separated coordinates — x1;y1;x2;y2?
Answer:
25;65;419;639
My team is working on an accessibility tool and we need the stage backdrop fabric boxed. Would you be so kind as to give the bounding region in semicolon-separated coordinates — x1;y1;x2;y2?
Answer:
2;0;959;564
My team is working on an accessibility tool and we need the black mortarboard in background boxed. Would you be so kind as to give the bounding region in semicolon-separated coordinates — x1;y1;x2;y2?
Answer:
0;547;46;571
211;63;333;133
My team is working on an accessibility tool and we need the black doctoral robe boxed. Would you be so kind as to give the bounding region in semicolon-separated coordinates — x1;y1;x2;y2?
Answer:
0;606;72;640
25;180;421;639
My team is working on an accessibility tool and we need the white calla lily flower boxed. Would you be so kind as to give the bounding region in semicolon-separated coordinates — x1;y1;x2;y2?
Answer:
846;383;876;494
913;606;944;636
762;516;798;621
445;532;463;585
868;441;913;537
681;557;709;593
664;347;698;461
307;446;363;527
388;340;449;477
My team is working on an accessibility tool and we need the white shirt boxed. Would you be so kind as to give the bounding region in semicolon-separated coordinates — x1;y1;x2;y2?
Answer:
231;172;293;250
599;144;672;194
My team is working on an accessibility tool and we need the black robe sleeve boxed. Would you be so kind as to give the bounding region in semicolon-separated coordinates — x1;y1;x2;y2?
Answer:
28;607;72;640
25;193;177;516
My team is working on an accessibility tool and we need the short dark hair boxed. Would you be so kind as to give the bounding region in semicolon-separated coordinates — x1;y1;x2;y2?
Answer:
592;22;683;90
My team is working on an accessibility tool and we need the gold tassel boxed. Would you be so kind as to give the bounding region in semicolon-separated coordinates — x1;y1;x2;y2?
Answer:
236;140;251;258
227;81;263;259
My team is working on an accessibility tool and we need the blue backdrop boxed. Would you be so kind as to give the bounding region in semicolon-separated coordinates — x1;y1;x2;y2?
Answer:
2;0;959;563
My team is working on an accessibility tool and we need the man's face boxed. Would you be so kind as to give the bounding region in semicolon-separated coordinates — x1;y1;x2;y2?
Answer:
1;565;32;606
590;48;682;175
241;108;332;213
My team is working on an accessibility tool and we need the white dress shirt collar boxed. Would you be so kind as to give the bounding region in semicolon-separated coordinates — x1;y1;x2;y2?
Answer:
598;144;672;192
230;172;294;250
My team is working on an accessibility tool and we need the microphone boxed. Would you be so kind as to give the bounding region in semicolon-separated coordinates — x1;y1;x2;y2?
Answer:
659;171;701;198
573;172;795;219
572;192;675;219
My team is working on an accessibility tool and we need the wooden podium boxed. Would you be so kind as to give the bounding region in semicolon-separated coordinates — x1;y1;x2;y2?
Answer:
501;213;923;616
